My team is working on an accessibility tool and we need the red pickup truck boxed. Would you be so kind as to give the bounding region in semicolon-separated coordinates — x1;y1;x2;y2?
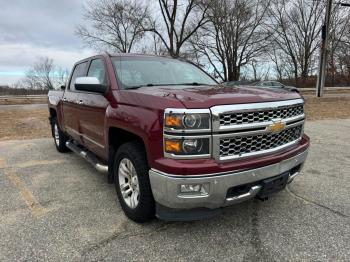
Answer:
48;54;309;222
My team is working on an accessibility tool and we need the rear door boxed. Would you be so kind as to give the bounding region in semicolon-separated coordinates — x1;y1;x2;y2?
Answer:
75;58;109;159
62;61;88;143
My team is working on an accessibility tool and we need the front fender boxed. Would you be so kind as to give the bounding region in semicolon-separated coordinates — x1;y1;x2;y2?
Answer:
106;104;164;166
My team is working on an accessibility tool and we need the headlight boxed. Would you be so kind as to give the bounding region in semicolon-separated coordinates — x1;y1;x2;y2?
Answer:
164;109;210;131
183;114;199;128
163;108;211;159
164;137;210;157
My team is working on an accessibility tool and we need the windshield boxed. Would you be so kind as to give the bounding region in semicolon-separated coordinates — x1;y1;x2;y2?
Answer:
112;57;217;89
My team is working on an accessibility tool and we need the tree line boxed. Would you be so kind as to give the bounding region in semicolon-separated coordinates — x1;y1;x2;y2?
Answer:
15;0;350;90
77;0;350;87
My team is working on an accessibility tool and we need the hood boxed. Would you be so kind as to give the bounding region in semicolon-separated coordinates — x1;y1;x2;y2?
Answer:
131;85;302;109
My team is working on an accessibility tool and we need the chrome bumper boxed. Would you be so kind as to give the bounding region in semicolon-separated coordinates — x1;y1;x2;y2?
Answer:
149;150;308;209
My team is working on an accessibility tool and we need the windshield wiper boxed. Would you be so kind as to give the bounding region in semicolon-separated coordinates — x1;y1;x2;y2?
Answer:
126;82;212;89
127;84;155;89
177;82;212;86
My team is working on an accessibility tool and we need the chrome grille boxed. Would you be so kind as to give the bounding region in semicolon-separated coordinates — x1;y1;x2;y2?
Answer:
220;104;304;126
211;99;305;161
220;125;303;158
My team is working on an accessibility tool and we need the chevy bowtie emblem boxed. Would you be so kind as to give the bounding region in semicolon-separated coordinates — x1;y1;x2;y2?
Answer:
267;120;286;133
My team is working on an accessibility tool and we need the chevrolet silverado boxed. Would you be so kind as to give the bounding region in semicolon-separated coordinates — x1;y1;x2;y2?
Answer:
48;54;309;222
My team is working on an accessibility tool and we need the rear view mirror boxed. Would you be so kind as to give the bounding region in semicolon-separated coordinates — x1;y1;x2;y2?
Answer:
75;77;107;94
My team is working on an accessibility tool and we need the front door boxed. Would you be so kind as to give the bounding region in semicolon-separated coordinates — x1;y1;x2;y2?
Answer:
62;61;88;143
75;58;109;159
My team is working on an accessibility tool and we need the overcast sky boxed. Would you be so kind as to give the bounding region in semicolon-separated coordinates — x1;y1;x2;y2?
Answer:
0;0;95;85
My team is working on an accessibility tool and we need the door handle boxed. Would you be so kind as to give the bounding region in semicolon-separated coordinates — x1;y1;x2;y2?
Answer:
78;100;84;105
62;97;67;102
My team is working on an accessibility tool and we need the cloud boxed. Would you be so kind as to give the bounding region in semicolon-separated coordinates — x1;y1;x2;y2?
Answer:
0;0;95;85
0;43;94;85
0;43;94;70
0;0;86;48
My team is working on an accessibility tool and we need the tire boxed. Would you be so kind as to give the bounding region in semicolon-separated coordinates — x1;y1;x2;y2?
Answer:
113;142;155;222
51;117;70;153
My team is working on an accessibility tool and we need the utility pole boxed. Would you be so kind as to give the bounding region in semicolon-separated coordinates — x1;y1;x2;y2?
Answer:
316;0;333;97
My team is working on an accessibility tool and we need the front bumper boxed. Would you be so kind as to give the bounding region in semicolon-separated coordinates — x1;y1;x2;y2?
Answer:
149;149;308;209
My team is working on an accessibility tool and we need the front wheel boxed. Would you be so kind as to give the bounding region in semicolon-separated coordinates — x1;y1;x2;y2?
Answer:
51;117;69;153
113;142;155;222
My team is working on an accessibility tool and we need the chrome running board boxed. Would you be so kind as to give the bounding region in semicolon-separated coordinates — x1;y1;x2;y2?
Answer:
66;141;108;174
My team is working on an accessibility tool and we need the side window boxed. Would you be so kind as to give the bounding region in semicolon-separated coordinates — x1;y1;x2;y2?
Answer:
87;59;107;85
69;62;88;90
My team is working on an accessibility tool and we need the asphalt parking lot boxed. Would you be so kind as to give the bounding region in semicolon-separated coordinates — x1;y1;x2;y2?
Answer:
0;119;349;261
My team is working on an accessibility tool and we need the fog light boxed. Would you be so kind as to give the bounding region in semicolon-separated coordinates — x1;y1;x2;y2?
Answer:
180;184;201;193
180;183;209;195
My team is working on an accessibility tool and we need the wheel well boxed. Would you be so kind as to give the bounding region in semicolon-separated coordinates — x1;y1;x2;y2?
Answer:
49;108;57;131
107;127;147;184
48;109;57;137
108;127;145;153
49;108;57;118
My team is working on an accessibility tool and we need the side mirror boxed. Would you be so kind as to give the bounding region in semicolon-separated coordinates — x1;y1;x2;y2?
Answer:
60;85;66;90
75;77;107;94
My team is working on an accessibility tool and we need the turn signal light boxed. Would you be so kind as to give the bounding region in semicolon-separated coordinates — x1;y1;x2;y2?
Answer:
165;115;182;128
164;140;181;153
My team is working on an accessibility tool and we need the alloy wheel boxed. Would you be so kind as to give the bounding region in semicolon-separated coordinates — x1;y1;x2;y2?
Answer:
118;158;140;209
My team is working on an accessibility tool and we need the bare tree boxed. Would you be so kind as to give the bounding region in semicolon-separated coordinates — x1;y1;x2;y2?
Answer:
327;4;350;86
24;57;55;90
21;57;68;90
73;0;350;86
190;0;271;82
268;0;324;86
250;59;270;81
145;0;211;58
77;0;150;53
268;44;293;81
56;67;70;87
334;25;350;86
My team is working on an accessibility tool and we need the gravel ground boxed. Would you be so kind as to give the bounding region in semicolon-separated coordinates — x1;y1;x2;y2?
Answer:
0;119;349;261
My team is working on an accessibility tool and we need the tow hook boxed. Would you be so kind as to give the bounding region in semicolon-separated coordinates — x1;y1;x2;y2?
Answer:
255;196;269;201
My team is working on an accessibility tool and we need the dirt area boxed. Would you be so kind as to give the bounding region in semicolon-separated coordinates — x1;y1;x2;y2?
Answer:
0;106;50;141
0;96;349;141
299;88;350;96
304;96;350;120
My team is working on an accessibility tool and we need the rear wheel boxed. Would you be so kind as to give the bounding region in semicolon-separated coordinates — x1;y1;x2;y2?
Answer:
51;117;69;153
113;142;155;222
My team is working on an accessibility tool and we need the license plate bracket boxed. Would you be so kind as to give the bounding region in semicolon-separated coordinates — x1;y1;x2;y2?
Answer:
256;172;290;198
